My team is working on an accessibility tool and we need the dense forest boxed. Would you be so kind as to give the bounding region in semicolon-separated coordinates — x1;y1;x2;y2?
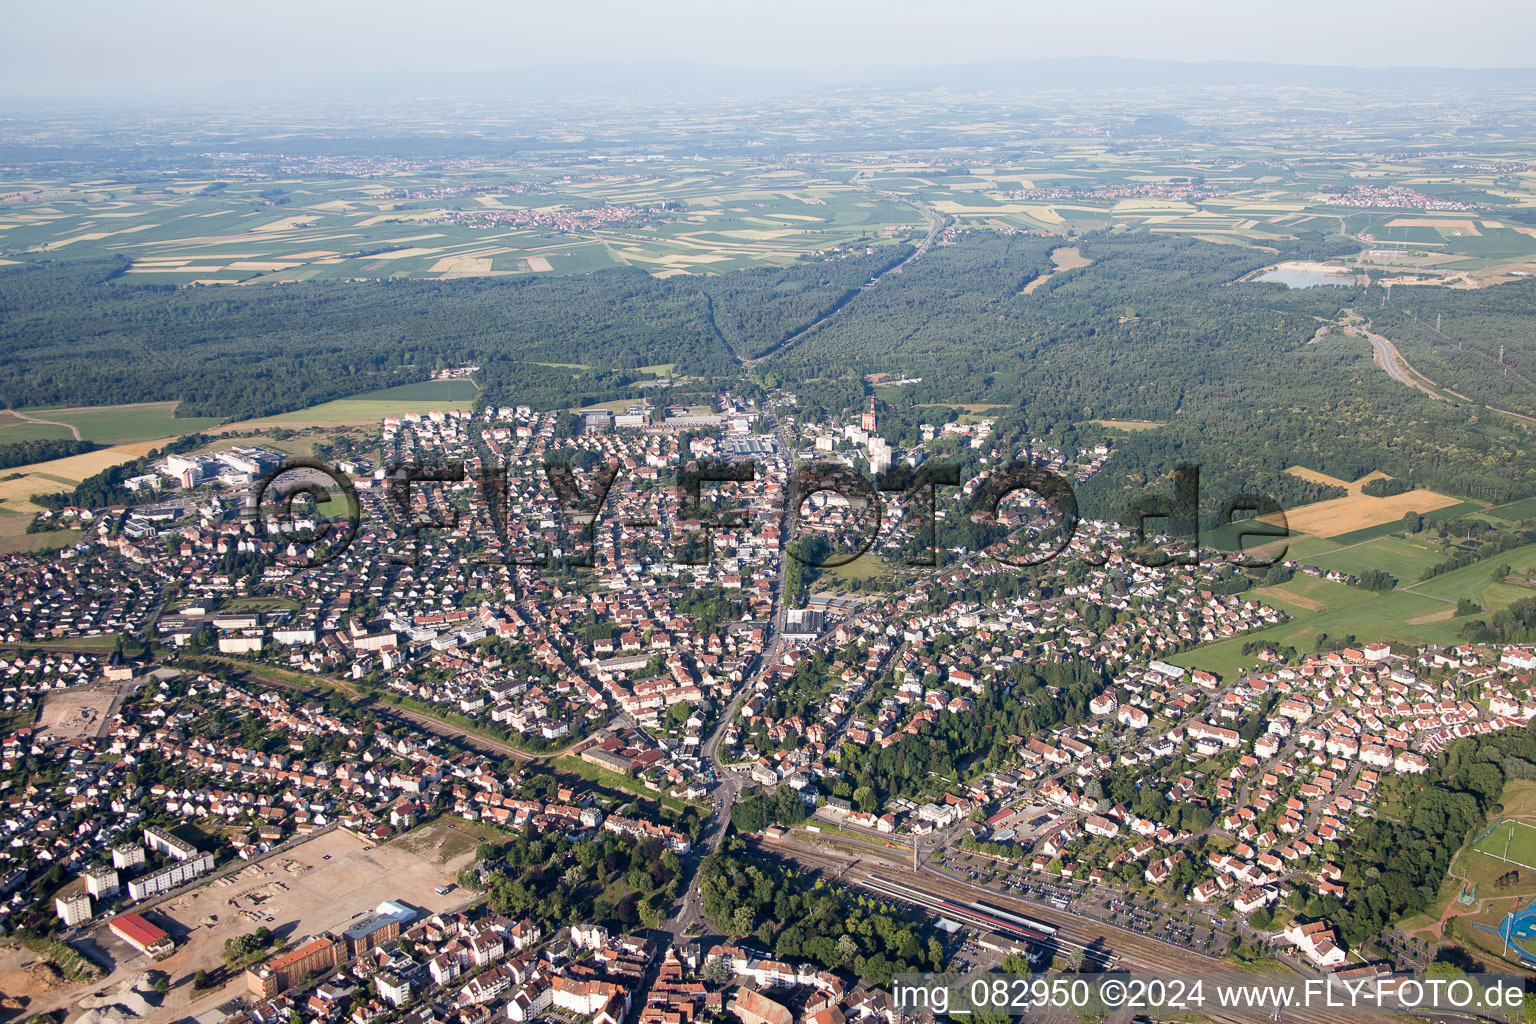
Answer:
0;251;898;419
5;230;1533;525
1371;281;1536;417
770;229;1536;523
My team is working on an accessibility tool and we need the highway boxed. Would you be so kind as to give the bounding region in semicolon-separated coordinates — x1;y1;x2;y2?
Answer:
1340;324;1447;401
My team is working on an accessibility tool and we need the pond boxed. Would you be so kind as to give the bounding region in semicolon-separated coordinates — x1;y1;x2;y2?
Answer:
1256;268;1355;288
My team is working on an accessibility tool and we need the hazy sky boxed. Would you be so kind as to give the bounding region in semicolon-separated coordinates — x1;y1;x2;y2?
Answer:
4;0;1534;97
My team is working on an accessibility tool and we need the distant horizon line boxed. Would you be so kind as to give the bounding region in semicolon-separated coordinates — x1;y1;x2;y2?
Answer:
8;55;1536;105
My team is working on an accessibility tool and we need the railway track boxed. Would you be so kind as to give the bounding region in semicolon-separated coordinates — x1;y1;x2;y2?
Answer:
760;837;1385;1024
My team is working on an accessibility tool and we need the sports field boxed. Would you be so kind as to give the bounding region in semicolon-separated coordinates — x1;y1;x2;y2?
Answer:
1397;781;1536;954
1476;820;1536;870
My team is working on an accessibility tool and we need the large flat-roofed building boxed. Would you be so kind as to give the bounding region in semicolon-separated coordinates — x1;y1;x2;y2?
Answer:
110;912;174;956
342;913;401;957
783;608;824;639
247;935;344;998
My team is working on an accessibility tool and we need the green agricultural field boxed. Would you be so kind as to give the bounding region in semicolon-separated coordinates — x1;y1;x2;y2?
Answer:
236;379;480;427
1253;574;1376;616
199;432;334;458
351;380;479;403
0;166;928;284
5;143;1535;285
1170;572;1501;678
1405;542;1536;606
0;512;78;555
1484;496;1536;523
4;402;223;444
0;416;73;442
1308;535;1445;582
1237;533;1341;564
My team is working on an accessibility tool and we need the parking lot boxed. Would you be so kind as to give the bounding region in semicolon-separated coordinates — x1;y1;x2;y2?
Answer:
934;848;1231;957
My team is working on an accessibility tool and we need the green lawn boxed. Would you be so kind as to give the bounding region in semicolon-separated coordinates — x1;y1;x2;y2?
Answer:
220;596;302;612
0;633;126;653
824;555;889;581
553;755;699;813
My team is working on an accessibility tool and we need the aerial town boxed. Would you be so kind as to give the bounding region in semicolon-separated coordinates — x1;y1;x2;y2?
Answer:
3;379;1536;1024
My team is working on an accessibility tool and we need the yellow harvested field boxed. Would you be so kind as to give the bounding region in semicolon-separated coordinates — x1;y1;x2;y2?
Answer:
524;255;553;272
367;247;443;260
1385;217;1481;234
1285;465;1351;490
0;437;177;513
1051;246;1091;272
430;256;495;274
1284;466;1391;493
1265;488;1460;538
227;261;301;271
249;215;318;233
1022;246;1093;293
